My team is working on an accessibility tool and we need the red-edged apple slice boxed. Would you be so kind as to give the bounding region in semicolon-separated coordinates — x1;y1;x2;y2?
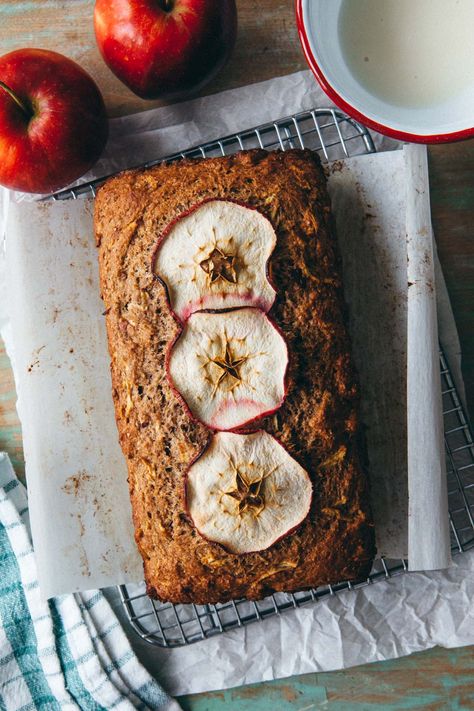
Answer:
186;431;312;554
168;307;288;430
153;199;276;321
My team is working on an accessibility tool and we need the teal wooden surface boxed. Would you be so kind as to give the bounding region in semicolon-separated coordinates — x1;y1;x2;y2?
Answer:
0;339;23;479
1;1;474;709
429;143;474;416
178;646;474;710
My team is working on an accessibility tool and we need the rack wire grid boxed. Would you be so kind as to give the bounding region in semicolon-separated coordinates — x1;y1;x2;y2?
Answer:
51;108;474;647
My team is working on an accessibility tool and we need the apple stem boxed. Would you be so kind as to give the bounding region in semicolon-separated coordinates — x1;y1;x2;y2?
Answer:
159;0;174;10
0;80;34;121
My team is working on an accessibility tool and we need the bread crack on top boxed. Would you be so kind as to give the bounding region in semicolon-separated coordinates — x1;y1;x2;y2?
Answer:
95;148;375;603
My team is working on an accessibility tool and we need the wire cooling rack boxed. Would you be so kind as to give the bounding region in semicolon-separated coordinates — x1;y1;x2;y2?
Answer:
51;108;474;647
49;108;374;201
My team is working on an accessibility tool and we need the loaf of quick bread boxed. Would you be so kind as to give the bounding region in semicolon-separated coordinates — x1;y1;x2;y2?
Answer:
94;149;375;604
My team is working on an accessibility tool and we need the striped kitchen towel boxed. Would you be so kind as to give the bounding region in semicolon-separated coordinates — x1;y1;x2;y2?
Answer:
0;452;181;711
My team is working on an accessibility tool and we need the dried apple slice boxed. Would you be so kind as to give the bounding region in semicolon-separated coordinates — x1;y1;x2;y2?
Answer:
153;199;277;321
168;307;288;430
186;431;312;554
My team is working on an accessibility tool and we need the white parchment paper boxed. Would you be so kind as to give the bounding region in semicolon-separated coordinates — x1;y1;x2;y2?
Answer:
0;71;470;693
106;553;474;697
405;147;452;570
4;200;143;595
327;147;451;567
329;146;451;568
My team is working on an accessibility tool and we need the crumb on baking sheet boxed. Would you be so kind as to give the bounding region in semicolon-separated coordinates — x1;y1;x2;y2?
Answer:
62;470;92;497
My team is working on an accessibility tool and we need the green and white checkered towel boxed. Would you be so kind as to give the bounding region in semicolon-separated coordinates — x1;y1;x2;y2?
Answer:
0;452;181;711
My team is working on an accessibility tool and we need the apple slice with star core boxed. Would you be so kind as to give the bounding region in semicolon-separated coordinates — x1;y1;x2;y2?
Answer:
153;199;277;321
186;431;312;554
167;308;288;431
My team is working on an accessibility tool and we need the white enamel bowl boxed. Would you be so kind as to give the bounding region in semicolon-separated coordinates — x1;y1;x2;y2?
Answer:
296;0;474;143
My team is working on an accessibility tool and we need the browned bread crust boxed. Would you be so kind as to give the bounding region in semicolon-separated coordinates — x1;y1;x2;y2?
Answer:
95;149;375;604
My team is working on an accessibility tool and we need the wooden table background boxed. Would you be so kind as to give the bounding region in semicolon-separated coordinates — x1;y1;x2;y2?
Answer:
1;1;473;708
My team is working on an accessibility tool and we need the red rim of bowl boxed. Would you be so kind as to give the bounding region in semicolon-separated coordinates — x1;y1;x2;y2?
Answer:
295;0;474;145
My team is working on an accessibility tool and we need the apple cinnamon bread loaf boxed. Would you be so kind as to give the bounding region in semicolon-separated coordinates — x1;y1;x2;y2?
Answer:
94;148;375;603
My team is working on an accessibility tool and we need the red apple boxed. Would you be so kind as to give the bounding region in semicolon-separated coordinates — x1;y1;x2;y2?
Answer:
94;0;237;100
0;49;108;194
